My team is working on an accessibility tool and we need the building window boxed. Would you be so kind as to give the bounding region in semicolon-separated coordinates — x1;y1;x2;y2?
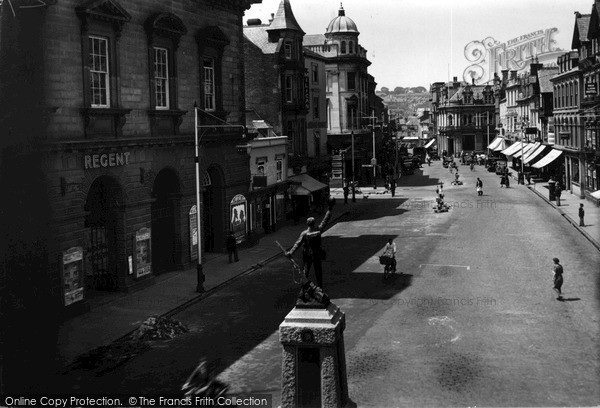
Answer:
287;120;295;154
203;57;215;111
154;47;169;109
196;26;230;119
89;36;110;107
76;1;132;137
341;41;346;54
285;74;293;103
311;63;318;83
347;72;356;90
349;40;354;54
313;96;320;119
256;157;266;175
314;130;321;156
276;158;283;181
326;72;332;91
284;41;292;59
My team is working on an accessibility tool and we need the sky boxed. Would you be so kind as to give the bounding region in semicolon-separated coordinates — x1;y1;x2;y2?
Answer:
244;0;593;90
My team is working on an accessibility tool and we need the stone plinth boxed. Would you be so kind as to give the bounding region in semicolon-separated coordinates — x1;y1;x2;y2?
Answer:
279;302;348;408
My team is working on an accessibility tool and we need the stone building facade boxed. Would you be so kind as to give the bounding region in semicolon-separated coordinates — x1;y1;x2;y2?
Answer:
0;0;258;321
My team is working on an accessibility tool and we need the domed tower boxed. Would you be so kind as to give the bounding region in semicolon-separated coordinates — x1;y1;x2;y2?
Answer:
325;3;360;55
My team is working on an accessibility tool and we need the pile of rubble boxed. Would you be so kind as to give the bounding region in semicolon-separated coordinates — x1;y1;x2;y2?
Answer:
131;315;189;341
68;315;188;374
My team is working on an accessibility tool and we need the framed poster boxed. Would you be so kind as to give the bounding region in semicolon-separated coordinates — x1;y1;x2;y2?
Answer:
230;194;247;242
134;227;152;278
61;247;84;306
189;205;198;261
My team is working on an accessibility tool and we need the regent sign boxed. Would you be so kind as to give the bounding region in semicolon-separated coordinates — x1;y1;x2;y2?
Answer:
84;152;131;169
463;28;563;85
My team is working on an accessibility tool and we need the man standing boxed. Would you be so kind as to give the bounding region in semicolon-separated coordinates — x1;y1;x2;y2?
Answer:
555;185;562;206
226;232;239;263
390;177;397;197
286;197;335;289
579;203;585;227
552;257;564;300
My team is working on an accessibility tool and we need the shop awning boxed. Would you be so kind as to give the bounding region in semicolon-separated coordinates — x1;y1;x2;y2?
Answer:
288;174;328;196
424;139;436;148
531;149;563;169
513;142;538;158
487;137;503;150
523;145;550;165
493;138;507;151
501;141;523;156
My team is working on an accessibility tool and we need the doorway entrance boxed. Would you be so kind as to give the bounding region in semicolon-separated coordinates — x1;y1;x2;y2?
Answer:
84;176;121;291
151;168;180;273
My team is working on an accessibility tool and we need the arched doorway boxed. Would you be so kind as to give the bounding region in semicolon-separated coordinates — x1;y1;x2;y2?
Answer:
151;168;181;273
84;176;122;292
202;167;225;252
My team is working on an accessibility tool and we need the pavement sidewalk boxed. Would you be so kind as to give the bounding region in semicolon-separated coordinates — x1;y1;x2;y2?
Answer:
507;166;600;251
56;205;351;370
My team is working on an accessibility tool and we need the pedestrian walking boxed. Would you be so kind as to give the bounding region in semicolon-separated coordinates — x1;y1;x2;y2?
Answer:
555;185;562;206
579;203;585;227
552;257;564;300
226;232;239;263
286;197;335;289
390;177;396;197
505;174;510;188
470;161;474;171
476;178;483;196
343;181;349;204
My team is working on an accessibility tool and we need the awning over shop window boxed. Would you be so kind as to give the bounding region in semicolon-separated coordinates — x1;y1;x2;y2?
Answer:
531;149;563;169
487;137;503;150
523;145;551;165
501;141;523;156
424;139;436;148
513;142;538;158
493;138;507;151
288;174;328;196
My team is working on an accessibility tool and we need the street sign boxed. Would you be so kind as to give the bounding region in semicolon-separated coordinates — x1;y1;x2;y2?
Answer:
585;82;598;96
361;164;373;168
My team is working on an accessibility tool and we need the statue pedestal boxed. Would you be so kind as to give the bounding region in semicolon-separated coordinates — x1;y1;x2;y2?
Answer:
279;302;348;408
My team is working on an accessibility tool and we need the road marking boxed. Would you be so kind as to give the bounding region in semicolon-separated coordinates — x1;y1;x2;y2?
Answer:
419;263;470;270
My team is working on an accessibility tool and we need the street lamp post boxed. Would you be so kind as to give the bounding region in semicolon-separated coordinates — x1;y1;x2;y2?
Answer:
193;103;205;292
520;116;529;182
372;110;376;189
193;105;248;292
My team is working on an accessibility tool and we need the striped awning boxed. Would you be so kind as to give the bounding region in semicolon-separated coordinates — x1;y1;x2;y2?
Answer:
424;139;436;148
523;145;550;165
531;149;563;169
501;142;523;156
513;142;539;158
493;138;507;151
487;137;504;150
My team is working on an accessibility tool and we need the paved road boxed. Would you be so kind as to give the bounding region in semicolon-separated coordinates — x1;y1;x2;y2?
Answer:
58;162;600;407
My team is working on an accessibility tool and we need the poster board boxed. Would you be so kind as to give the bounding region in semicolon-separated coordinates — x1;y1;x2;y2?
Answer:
134;227;152;278
189;205;198;261
230;194;247;243
61;247;84;306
